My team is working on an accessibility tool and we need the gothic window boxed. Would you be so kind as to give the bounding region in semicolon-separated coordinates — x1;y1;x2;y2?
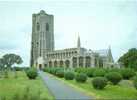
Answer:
85;56;91;67
99;58;103;67
79;57;83;67
46;23;49;31
65;60;70;68
72;57;77;67
37;23;40;31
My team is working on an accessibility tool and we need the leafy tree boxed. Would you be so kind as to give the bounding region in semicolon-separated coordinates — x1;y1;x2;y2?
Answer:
2;54;23;68
118;48;137;70
0;58;4;69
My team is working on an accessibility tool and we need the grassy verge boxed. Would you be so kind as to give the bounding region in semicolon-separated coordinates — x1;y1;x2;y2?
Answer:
0;71;54;100
45;72;137;99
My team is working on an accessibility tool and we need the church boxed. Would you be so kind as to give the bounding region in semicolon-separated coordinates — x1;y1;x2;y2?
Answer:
30;10;114;69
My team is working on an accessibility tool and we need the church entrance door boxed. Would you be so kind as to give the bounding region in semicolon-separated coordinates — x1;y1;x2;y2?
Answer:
39;64;42;70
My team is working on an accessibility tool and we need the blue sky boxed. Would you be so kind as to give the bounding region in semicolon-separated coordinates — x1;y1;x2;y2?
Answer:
0;0;137;66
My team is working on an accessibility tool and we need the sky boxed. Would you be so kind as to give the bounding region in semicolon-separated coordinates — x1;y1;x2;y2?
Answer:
0;0;137;66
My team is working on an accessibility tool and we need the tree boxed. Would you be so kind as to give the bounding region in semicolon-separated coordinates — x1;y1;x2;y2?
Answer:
0;58;4;69
2;54;23;68
118;48;137;70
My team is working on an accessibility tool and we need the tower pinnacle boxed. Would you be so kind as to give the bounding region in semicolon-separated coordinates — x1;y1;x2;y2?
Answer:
77;34;81;48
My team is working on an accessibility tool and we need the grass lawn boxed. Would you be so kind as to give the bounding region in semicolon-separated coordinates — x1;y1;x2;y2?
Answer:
62;78;137;99
47;72;137;99
0;71;54;100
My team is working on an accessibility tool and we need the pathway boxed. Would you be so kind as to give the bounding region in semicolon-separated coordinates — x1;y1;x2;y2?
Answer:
39;71;92;100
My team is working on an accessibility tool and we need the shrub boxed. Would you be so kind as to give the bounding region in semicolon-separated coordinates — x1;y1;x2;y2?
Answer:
93;69;106;77
56;70;64;78
133;75;137;89
43;67;51;73
75;68;87;73
86;68;95;77
26;68;38;79
64;71;75;80
92;77;107;89
105;72;122;85
13;67;22;71
49;68;56;75
75;73;87;83
120;68;136;79
134;80;137;89
13;67;28;71
108;68;121;73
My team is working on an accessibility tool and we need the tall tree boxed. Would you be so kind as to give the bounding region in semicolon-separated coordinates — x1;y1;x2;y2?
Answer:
118;48;137;70
2;54;23;68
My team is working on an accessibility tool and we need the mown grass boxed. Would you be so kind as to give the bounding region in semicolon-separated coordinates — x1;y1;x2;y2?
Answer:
0;71;54;100
61;78;137;99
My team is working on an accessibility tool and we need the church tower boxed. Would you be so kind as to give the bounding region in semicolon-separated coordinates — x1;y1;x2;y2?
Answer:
30;10;54;68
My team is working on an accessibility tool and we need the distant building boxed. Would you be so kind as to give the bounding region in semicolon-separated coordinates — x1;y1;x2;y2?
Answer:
30;10;114;69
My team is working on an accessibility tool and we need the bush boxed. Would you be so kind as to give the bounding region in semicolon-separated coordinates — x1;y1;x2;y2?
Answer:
56;70;64;78
93;69;106;77
108;68;121;73
75;73;87;83
105;72;122;85
43;67;51;73
134;80;137;89
133;75;137;89
64;71;75;80
49;68;57;75
86;68;95;77
92;77;107;89
13;67;22;71
75;68;87;73
26;68;38;79
13;67;28;71
120;68;136;79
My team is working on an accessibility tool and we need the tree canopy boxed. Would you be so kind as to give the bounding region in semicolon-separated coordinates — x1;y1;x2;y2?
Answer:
0;54;23;68
118;48;137;70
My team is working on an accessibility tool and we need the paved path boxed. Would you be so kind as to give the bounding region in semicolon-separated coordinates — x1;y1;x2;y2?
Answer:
39;71;92;100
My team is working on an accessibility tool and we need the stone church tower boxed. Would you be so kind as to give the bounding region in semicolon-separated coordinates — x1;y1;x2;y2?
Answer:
30;10;54;68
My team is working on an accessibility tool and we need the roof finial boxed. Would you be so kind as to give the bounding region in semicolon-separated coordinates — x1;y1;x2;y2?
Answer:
108;45;111;50
77;33;81;48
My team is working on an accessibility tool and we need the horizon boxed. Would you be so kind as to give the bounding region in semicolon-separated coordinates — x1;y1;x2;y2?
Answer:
0;0;137;66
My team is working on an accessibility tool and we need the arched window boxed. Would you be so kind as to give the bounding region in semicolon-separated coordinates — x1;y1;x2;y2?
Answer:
37;23;40;31
46;23;49;31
